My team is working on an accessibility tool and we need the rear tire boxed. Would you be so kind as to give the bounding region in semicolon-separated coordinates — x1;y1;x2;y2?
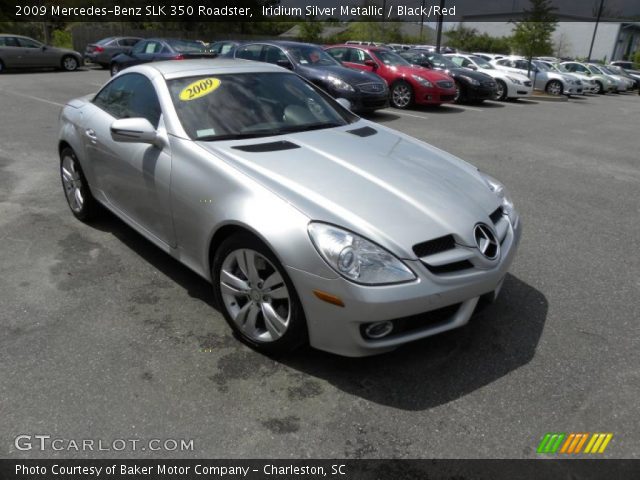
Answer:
59;147;99;222
61;55;79;72
212;232;308;356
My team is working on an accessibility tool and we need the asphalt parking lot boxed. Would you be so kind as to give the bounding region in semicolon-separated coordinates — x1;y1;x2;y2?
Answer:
1;66;639;459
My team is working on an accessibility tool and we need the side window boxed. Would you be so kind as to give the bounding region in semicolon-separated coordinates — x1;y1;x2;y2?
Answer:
350;49;372;65
449;56;464;67
17;37;42;48
92;73;162;128
131;41;147;54
263;45;288;64
123;38;140;47
496;59;509;66
0;37;19;47
327;47;347;62
145;42;161;54
235;44;263;61
514;60;528;69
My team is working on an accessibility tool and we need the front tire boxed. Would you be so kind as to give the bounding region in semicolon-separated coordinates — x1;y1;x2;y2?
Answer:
594;81;604;95
545;80;563;96
453;80;466;103
390;81;414;109
61;55;79;72
110;62;120;76
494;79;508;100
212;233;307;355
60;147;99;221
0;59;5;74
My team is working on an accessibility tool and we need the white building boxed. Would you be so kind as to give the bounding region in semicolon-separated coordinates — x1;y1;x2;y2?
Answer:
460;13;640;61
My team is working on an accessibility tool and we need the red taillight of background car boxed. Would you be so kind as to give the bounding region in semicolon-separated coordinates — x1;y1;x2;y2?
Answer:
94;46;104;53
172;54;184;60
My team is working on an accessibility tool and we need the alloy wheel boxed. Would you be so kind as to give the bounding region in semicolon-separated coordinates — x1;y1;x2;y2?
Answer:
391;83;411;108
219;248;291;343
62;56;78;71
61;154;84;213
546;80;562;95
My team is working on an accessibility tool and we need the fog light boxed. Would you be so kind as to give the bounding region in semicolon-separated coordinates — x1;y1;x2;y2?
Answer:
364;321;394;339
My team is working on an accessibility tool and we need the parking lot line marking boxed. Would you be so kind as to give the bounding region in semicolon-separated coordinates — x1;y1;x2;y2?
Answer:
453;105;484;112
0;90;64;107
386;110;431;120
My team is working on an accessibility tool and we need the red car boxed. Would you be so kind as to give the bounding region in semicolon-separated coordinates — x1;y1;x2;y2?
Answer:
325;45;456;109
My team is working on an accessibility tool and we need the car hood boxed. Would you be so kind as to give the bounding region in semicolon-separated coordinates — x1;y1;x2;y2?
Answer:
392;64;452;81
434;66;493;82
197;120;500;257
296;64;383;86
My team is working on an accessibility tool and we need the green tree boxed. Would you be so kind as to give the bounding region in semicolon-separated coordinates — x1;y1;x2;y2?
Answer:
511;0;558;58
445;26;511;54
298;20;323;43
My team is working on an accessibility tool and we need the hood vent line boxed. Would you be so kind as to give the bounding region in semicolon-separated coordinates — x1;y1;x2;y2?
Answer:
346;126;378;137
232;141;300;152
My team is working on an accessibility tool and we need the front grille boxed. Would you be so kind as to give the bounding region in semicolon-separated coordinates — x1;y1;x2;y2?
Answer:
358;82;386;93
575;80;582;85
361;303;462;340
437;81;454;89
524;81;532;87
424;260;474;274
440;94;456;101
482;80;496;87
413;235;455;257
489;207;503;224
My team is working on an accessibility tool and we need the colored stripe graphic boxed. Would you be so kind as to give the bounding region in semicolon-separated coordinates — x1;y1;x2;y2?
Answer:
540;433;613;454
537;433;565;454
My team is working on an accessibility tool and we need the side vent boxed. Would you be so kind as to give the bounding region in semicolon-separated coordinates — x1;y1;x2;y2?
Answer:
232;141;300;152
346;126;378;137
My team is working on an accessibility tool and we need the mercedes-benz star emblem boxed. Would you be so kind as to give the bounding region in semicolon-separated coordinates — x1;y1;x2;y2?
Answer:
474;224;500;260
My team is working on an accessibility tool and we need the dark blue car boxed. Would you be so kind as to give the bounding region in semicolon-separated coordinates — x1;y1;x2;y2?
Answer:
110;38;216;76
228;40;389;113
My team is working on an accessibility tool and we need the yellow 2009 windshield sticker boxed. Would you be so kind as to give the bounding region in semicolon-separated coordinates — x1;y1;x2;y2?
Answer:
179;78;221;101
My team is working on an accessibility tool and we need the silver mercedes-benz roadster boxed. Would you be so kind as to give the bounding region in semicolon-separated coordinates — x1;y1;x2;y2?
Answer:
58;59;521;357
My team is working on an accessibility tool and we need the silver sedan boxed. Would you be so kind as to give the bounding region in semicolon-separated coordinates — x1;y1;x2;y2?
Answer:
58;60;521;357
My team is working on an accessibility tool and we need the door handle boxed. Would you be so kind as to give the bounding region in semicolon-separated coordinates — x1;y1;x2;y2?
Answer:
85;128;97;141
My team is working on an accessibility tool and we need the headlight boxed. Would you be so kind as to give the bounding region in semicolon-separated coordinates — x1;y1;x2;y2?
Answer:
479;172;518;226
459;75;480;86
410;74;433;87
506;75;522;85
308;222;416;285
326;75;355;93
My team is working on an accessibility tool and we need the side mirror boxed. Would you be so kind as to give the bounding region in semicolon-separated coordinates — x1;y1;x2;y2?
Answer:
364;59;377;69
336;98;352;111
111;118;161;146
276;59;293;70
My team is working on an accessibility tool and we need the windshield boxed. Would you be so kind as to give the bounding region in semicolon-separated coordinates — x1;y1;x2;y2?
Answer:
423;52;457;69
168;72;355;141
166;39;208;53
470;56;495;70
373;49;411;67
588;65;602;74
287;46;339;66
552;63;570;73
533;61;551;72
599;66;615;75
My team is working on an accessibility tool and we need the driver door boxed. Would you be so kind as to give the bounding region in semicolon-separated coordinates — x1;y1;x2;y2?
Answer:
84;73;176;247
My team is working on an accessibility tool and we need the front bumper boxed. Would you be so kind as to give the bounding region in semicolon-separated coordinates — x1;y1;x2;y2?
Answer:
465;83;497;100
414;84;457;105
506;81;533;98
288;217;523;357
346;91;389;112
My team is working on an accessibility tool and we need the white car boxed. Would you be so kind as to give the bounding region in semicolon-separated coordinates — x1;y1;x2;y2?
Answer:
492;56;583;96
446;53;532;100
472;52;505;62
535;60;597;94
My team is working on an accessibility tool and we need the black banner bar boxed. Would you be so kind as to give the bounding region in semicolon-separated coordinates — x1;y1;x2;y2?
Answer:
1;460;640;480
